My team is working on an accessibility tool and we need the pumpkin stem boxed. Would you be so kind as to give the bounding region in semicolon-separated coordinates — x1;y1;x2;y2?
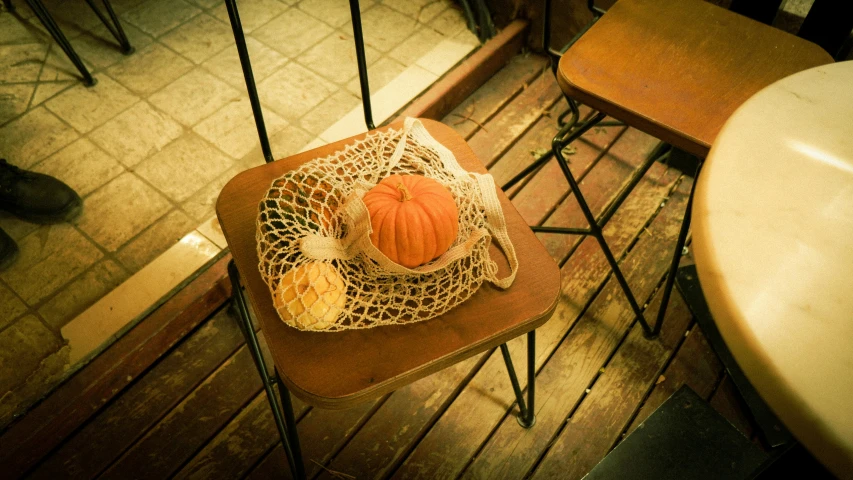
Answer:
396;182;413;202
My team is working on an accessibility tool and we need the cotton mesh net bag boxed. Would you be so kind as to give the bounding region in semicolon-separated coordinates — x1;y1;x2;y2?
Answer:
256;118;518;332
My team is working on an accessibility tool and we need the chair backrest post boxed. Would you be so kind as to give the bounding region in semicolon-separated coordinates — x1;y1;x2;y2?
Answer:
349;0;375;130
224;0;274;163
543;0;552;60
225;0;376;164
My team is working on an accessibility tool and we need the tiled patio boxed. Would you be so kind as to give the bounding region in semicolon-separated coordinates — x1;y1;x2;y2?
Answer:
0;0;475;427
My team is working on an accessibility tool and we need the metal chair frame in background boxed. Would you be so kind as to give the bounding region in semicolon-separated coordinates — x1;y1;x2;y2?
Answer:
525;0;844;457
3;0;133;86
502;0;694;339
223;1;536;477
512;0;853;339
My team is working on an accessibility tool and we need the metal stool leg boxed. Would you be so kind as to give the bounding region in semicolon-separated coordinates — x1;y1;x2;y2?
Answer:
25;0;96;86
227;261;306;479
501;330;536;428
550;117;654;336
83;0;134;54
348;0;373;130
275;368;306;479
651;161;700;336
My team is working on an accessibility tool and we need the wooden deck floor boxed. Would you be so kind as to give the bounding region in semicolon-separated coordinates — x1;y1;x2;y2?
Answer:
10;54;758;479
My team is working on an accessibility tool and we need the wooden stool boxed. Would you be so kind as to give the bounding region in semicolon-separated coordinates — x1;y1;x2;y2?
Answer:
220;1;561;477
506;0;833;338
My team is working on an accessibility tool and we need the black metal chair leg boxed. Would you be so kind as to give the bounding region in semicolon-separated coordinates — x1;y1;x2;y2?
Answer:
224;0;274;163
525;330;535;427
651;163;700;336
3;0;15;12
348;0;373;130
500;330;536;428
227;261;305;479
275;368;306;479
550;118;654;336
25;0;96;86
83;0;134;54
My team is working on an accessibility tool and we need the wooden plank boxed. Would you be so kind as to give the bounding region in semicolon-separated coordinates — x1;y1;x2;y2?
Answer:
27;307;246;480
0;254;232;480
245;398;382;480
466;71;564;168
176;394;275;480
172;390;310;480
606;127;662;164
442;54;549;140
397;20;529;122
486;100;564;189
580;117;626;151
393;163;683;479
626;325;724;434
98;344;263;480
487;101;622;190
709;374;756;441
493;104;612;211
467;288;690;480
459;179;694;480
315;355;484;479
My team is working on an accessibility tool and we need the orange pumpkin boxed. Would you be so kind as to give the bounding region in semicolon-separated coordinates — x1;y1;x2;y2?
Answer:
363;174;458;268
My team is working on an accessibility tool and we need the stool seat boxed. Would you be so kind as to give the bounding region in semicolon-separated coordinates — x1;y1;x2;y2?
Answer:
556;0;833;158
216;119;561;410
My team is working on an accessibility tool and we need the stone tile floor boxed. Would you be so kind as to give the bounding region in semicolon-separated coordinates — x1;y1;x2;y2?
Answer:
0;0;472;426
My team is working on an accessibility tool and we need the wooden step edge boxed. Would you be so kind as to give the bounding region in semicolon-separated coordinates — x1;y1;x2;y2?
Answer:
396;19;530;122
0;254;233;479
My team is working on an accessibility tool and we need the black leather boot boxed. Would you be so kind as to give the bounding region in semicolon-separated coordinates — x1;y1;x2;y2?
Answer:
0;158;82;223
0;227;18;271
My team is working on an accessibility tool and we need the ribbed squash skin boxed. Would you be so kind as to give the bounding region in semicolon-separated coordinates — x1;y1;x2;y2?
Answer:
363;174;458;268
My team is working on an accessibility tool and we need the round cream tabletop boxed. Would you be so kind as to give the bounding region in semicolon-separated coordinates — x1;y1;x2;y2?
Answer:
693;60;853;477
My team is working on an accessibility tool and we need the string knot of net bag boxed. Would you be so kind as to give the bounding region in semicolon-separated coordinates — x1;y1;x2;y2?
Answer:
256;118;518;332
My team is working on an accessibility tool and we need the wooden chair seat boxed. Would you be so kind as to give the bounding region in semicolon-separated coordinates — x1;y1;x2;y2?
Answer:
556;0;833;158
216;118;561;410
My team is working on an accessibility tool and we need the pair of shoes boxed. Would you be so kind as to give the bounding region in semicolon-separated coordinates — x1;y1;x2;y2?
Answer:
0;158;83;271
0;227;18;271
0;158;82;223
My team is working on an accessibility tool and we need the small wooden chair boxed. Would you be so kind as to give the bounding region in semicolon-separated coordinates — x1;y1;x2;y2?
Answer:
218;1;561;477
505;0;833;338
